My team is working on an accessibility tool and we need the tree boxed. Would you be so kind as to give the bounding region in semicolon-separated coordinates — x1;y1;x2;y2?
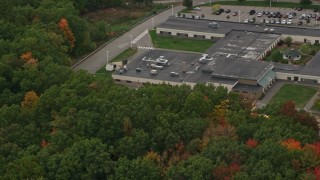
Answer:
282;138;302;151
212;4;220;12
285;36;293;47
183;0;193;9
269;49;282;62
300;0;312;5
238;0;245;2
21;91;39;110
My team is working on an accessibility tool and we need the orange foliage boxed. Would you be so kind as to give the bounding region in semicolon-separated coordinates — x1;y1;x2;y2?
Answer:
21;51;38;66
144;151;160;163
280;100;297;117
58;18;75;48
282;138;302;151
246;138;258;148
21;91;39;109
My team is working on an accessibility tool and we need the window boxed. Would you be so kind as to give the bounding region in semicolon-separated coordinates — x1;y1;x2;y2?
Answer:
115;79;121;81
315;40;319;45
126;80;132;83
287;77;292;81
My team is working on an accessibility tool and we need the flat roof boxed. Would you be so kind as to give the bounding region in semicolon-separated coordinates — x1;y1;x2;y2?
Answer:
273;63;303;74
232;84;263;93
201;53;273;80
299;52;320;76
158;17;320;37
206;30;280;60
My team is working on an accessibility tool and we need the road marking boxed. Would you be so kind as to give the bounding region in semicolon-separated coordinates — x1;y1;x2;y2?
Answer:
132;29;148;44
138;46;155;50
117;43;129;48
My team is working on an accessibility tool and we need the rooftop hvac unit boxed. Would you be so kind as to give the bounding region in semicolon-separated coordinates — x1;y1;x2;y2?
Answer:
151;64;163;70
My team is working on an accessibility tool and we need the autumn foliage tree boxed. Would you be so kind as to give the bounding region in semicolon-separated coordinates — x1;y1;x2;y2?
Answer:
282;138;302;151
280;100;297;117
58;18;75;48
246;138;258;148
20;51;38;66
21;91;39;110
213;162;241;179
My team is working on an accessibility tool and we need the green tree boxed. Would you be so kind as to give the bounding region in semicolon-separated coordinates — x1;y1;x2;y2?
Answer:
114;157;161;180
183;0;193;9
55;139;112;179
270;49;282;62
300;0;312;5
285;36;293;47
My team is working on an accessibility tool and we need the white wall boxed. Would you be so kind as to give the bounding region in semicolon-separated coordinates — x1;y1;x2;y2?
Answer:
156;28;225;39
282;34;320;45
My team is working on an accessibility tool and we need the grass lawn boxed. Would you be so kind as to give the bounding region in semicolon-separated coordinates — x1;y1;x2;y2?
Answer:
149;30;214;53
94;48;137;80
206;1;320;9
270;84;318;108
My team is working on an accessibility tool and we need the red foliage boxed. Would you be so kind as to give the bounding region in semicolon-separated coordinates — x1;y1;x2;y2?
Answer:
58;18;75;48
280;100;297;117
282;138;302;151
213;163;241;180
305;142;320;157
296;111;319;132
41;139;48;148
246;138;258;148
314;166;320;180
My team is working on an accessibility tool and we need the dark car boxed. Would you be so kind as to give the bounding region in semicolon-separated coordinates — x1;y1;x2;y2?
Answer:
297;7;303;11
268;14;273;18
277;14;283;18
232;11;238;16
226;9;231;13
265;11;270;15
298;21;303;25
215;8;224;15
249;10;256;15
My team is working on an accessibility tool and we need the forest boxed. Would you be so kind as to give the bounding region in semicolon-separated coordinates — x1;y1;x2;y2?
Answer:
1;0;320;179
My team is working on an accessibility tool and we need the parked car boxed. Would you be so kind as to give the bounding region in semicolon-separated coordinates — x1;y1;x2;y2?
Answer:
275;19;281;24
226;9;231;13
249;18;255;23
281;19;286;24
265;11;270;15
297;7;303;11
257;12;263;17
193;7;201;11
260;19;265;23
249;10;256;15
265;19;270;23
314;8;318;12
287;19;292;25
283;14;288;19
216;8;224;15
244;19;249;23
277;14;283;18
268;14;273;18
270;19;275;24
298;21;303;25
232;12;238;16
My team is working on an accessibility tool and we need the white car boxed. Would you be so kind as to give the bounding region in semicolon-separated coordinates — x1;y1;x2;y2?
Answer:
281;20;286;24
193;7;201;10
257;13;263;17
244;19;249;23
265;20;270;23
287;20;292;25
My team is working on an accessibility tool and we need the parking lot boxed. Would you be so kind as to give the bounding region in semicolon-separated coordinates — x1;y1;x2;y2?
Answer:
183;5;320;27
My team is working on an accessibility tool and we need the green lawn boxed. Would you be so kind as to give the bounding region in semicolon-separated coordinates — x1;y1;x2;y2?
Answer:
94;48;137;80
149;30;214;53
206;1;320;9
270;84;318;108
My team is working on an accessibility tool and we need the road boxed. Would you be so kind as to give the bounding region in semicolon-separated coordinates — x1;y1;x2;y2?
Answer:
73;6;184;73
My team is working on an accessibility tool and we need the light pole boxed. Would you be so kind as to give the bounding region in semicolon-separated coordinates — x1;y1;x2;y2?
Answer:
238;10;241;23
129;35;133;48
152;17;154;29
171;5;173;16
270;0;272;7
210;0;211;6
316;12;318;26
106;51;109;64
